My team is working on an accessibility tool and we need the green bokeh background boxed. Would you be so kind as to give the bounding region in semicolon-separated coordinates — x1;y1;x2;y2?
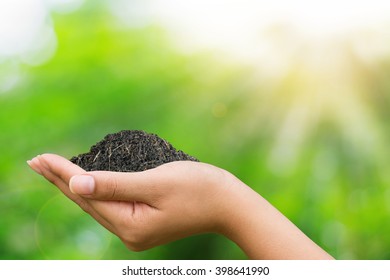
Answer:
1;1;390;259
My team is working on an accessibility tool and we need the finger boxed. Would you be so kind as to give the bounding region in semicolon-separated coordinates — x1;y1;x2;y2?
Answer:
37;153;85;185
31;154;157;233
32;154;85;197
43;168;117;235
30;154;117;234
70;170;162;203
27;157;43;175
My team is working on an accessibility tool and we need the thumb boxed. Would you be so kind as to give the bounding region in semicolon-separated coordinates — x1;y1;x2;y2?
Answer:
69;170;159;202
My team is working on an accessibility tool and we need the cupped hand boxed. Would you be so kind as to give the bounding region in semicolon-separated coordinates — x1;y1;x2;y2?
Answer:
27;154;241;251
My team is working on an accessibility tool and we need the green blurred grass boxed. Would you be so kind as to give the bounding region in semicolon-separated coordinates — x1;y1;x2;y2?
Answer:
1;2;390;259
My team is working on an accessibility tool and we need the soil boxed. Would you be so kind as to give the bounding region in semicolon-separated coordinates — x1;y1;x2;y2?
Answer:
70;130;199;172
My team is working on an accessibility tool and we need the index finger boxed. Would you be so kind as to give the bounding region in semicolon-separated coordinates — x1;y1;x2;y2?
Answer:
37;153;86;184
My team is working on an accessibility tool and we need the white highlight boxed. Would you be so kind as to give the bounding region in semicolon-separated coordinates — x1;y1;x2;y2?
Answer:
110;0;390;62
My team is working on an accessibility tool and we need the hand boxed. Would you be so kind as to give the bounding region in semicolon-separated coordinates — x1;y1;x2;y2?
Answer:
27;154;240;251
28;153;334;259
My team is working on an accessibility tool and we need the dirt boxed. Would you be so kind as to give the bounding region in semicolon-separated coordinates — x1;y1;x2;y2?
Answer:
70;130;199;172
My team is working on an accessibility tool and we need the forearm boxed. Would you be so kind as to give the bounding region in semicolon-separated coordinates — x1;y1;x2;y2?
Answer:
220;179;334;260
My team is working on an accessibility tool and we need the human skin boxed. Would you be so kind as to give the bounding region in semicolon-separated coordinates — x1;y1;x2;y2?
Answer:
27;153;333;260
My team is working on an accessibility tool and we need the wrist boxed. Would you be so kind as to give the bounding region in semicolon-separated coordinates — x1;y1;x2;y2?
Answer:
212;172;261;238
216;175;334;260
217;177;267;257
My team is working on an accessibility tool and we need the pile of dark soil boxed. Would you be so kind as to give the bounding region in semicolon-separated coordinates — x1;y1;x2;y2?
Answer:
70;130;198;172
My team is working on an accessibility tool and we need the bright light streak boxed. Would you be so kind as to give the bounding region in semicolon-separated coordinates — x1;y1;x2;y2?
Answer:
159;1;389;58
111;0;390;71
114;0;389;171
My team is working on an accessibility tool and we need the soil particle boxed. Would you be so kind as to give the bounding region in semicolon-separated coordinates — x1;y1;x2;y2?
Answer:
70;130;198;172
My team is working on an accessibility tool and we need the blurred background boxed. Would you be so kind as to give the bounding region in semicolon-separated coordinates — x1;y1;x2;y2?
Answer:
1;0;390;259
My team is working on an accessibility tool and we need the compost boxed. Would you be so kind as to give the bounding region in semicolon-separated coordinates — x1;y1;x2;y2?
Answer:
70;130;198;172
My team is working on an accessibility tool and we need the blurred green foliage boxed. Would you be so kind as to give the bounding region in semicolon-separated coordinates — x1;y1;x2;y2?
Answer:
1;1;390;259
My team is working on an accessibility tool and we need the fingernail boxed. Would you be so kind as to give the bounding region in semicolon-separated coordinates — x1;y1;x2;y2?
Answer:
69;175;95;195
27;157;43;175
